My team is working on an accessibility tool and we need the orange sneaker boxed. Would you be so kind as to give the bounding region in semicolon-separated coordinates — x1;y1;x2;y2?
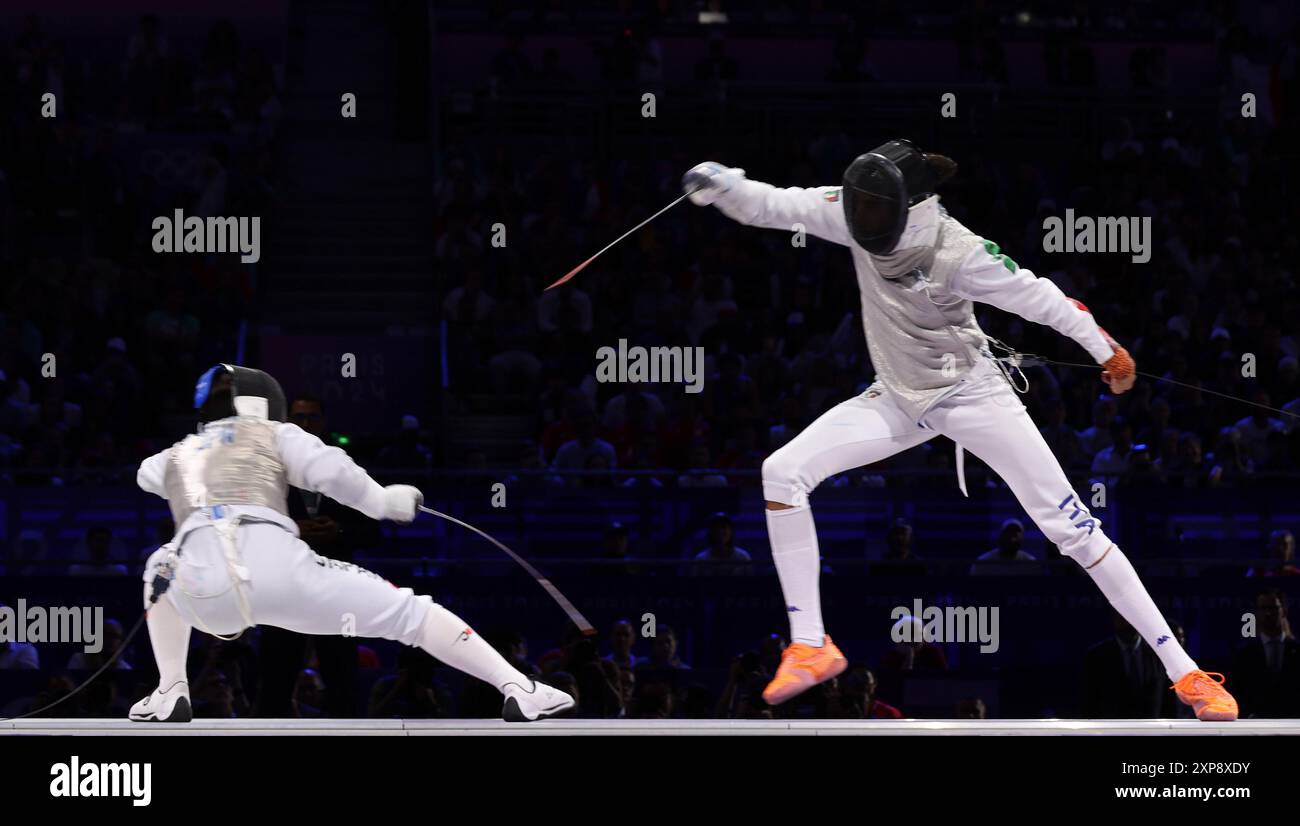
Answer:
762;636;847;706
1172;670;1238;721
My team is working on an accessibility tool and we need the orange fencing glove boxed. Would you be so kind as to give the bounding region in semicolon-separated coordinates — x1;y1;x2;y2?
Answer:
1068;297;1137;395
1101;344;1136;394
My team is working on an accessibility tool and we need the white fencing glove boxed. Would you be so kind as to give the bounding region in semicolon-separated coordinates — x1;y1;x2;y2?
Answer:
682;162;745;206
381;485;424;523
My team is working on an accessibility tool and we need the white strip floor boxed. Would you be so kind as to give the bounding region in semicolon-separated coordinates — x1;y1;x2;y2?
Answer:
2;719;1297;736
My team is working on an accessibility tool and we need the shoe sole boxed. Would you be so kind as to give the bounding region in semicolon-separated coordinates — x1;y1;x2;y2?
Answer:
130;696;193;723
762;656;847;706
1195;707;1238;722
502;696;573;723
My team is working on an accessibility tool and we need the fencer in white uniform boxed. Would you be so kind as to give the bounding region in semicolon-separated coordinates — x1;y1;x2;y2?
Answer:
682;140;1238;719
130;364;573;723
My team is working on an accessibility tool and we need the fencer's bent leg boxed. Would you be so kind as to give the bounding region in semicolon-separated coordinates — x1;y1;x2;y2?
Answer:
928;376;1197;681
762;389;934;645
415;602;532;692
145;587;192;690
239;525;534;693
131;547;195;722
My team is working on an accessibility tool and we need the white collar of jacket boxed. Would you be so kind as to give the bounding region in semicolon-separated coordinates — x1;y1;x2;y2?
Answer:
868;195;941;278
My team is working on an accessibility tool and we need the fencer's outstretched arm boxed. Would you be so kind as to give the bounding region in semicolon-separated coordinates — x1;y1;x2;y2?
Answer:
949;243;1137;393
682;162;852;246
275;423;420;521
949;245;1116;362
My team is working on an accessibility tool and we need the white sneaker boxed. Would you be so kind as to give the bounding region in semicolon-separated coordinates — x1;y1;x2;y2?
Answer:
129;681;192;723
501;679;574;722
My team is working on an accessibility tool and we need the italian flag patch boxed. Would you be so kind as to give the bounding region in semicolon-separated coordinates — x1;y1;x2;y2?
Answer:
823;188;841;202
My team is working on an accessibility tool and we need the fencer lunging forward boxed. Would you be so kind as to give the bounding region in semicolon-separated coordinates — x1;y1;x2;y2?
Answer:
130;364;574;723
683;140;1237;720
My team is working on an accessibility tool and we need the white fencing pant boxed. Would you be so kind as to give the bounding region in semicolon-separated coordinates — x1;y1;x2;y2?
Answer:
763;368;1112;566
761;366;1199;680
143;522;431;643
138;522;536;701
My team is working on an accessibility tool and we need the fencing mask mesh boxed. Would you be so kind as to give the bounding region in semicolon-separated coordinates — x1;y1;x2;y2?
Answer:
841;139;955;255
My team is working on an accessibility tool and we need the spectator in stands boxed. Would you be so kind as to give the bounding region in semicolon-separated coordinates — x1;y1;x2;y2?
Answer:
377;414;434;471
566;634;623;718
536;281;593;334
1258;429;1296;475
368;647;448;719
1282;395;1300;428
635;625;691;690
143;288;201;371
66;618;131;672
196;637;253;718
716;649;764;718
291;668;327;718
602;387;665;431
442;266;496;324
879;614;947;708
1082;612;1165;718
552;409;616;473
9;530;50;577
1247;530;1299;577
14;676;78;718
1039;397;1086;471
1158;432;1208;488
1208;427;1253;486
1230;590;1300;718
1091;418;1135;485
841;666;902;719
68;527;128;577
691;512;753;569
192;668;239;719
676;440;728;487
605;619;643;672
0;601;39;669
970;518;1039;576
767;396;807;453
1136;396;1175;450
614;664;636;714
90;336;142;437
534;622;619;716
1232;391;1288;468
1077;395;1118;457
596;520;630;570
1274;358;1300;416
871;518;925;576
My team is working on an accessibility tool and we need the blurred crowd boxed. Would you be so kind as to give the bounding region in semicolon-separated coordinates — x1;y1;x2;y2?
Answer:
0;14;281;483
5;589;1296;720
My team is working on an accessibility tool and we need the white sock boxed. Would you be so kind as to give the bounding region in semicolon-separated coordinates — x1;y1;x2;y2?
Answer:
146;593;192;690
416;602;530;693
766;505;826;646
1084;545;1197;681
